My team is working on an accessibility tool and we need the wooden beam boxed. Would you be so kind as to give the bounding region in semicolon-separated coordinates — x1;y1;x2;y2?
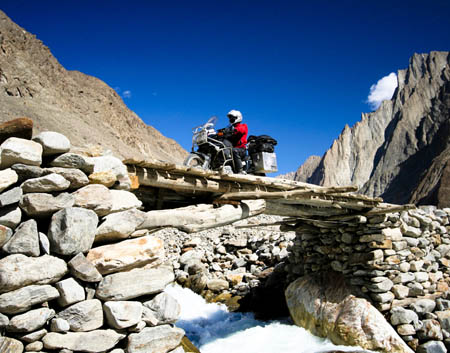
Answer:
137;200;266;233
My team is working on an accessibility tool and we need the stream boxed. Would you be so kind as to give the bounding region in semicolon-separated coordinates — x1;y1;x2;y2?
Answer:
165;285;370;353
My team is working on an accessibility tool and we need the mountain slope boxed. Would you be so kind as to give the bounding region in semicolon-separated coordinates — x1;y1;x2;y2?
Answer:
301;51;450;206
0;10;187;162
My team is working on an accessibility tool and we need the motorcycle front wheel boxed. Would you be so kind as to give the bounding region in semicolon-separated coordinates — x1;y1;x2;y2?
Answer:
183;154;206;169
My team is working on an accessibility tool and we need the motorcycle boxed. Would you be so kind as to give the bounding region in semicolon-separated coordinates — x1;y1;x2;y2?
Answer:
183;116;278;176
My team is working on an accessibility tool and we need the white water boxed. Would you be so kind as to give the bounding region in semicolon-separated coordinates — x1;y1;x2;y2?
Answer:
165;285;369;353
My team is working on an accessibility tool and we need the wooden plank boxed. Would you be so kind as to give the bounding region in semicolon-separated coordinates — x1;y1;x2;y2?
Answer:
265;201;350;217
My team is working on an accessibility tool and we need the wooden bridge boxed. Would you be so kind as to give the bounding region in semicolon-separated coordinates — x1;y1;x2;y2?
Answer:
125;159;414;233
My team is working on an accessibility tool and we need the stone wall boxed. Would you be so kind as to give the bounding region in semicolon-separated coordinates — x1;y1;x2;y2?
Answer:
284;207;450;352
0;132;184;353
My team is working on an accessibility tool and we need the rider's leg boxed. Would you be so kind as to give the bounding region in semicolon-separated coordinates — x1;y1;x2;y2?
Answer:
232;148;244;173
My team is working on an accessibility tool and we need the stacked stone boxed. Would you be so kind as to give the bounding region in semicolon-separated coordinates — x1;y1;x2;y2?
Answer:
0;132;184;353
153;216;295;300
285;207;450;352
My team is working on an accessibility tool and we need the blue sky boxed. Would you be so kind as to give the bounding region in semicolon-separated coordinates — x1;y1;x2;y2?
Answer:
1;1;450;174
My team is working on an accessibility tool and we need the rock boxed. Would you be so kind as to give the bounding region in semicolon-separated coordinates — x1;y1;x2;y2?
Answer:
410;299;437;315
103;301;143;329
19;328;47;343
94;208;147;242
143;292;180;325
11;164;46;182
42;330;125;352
2;219;39;256
207;278;230;292
7;307;55;332
0;337;24;353
24;341;43;351
67;252;103;282
0;118;33;144
1;138;42;168
0;312;9;328
87;155;130;190
285;272;413;353
55;278;85;307
0;254;68;293
0;284;59;314
179;250;204;266
89;171;117;187
72;184;113;216
20;192;74;217
416;340;447;353
0;186;22;207
49;153;94;173
366;278;394;293
0;206;21;229
47;207;98;255
38;232;50;254
45;167;89;189
397;324;416;336
109;189;143;213
417;319;443;340
96;265;174;301
58;299;103;332
392;284;409;299
0;168;18;192
186;273;208;294
390;307;419;325
0;224;13;247
87;235;164;274
50;318;70;332
32;131;70;155
127;325;185;353
21;173;70;193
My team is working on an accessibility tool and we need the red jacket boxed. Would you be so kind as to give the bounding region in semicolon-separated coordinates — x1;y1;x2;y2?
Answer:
232;122;248;149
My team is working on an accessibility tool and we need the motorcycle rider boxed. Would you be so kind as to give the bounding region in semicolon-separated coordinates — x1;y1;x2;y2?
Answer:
226;109;248;174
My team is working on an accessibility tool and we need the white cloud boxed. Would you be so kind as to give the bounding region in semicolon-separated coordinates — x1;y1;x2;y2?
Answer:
123;90;132;98
367;72;398;110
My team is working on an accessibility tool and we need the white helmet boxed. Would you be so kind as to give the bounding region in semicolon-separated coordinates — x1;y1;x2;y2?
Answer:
227;110;243;124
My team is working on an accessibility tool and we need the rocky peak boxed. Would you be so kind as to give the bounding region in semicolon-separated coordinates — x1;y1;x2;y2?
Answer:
0;10;187;163
304;51;450;206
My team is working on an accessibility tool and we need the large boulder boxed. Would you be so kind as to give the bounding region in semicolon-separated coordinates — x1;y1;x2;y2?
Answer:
0;336;24;353
72;184;113;216
0;284;59;314
1;137;42;168
43;330;125;352
32;131;70;156
96;265;174;301
47;207;98;255
0;254;68;293
0;168;18;192
7;307;55;332
57;299;103;332
285;272;414;353
87;235;164;275
2;219;39;256
94;208;147;242
103;301;143;329
45;167;89;189
67;252;103;282
49;152;94;173
21;173;70;193
127;325;185;353
19;192;75;217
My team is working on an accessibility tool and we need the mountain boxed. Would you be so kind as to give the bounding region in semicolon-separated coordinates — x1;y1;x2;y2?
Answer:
0;10;187;162
296;51;450;207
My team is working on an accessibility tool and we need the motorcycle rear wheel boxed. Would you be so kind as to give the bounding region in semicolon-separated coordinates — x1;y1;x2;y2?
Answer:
184;154;205;169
